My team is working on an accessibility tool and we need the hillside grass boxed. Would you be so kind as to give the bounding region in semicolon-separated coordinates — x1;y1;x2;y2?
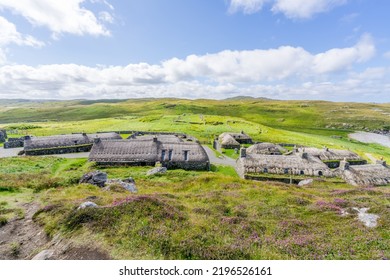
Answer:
1;98;389;259
1;157;383;260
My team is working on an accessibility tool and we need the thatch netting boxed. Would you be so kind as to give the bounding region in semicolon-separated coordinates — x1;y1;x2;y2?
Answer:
89;135;209;164
299;147;361;161
247;143;286;155
342;164;390;186
24;132;121;150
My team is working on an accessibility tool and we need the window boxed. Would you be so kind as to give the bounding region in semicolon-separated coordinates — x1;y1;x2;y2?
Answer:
161;150;166;161
184;150;189;161
300;170;304;175
263;168;268;173
168;150;173;161
318;171;323;176
284;168;289;174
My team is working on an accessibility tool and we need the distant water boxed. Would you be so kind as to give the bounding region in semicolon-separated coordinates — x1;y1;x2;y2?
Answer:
349;132;390;148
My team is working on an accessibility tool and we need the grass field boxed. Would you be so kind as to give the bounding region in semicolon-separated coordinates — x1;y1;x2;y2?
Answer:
0;98;389;260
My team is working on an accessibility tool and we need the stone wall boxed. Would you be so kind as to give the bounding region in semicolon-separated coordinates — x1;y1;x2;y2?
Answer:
323;159;367;168
4;138;24;149
0;129;6;143
25;144;92;155
93;160;210;171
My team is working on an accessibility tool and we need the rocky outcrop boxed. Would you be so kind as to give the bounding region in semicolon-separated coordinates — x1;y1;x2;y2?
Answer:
78;201;98;210
79;171;107;187
106;178;137;193
147;167;167;176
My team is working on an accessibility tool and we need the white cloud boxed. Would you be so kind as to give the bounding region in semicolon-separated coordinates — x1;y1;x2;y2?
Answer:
229;0;348;19
228;0;269;14
0;16;44;47
0;35;382;101
313;33;375;73
99;11;114;24
272;0;347;19
0;0;111;37
0;16;44;64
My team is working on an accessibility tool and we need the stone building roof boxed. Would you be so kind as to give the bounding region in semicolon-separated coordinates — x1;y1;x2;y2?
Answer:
298;147;361;161
341;163;390;186
247;143;286;155
219;131;252;143
219;134;240;147
238;153;329;172
89;135;209;165
24;132;121;151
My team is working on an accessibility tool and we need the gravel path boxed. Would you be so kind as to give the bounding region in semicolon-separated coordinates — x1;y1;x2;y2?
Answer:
349;132;390;148
0;148;23;158
202;145;237;167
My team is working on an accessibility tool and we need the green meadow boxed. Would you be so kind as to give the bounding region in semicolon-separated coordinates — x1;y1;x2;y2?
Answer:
0;98;389;259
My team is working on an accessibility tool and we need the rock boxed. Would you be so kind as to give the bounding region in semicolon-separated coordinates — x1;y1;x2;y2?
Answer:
32;250;54;260
353;207;379;228
147;167;167;176
106;179;138;193
298;179;313;186
78;201;98;210
80;171;107;187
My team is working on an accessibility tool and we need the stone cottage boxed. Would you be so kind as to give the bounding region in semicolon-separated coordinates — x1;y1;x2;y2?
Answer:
89;134;210;170
23;132;122;155
217;131;253;149
339;159;390;186
236;148;332;179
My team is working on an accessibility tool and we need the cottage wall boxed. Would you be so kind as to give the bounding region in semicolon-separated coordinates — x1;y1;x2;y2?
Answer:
25;144;92;155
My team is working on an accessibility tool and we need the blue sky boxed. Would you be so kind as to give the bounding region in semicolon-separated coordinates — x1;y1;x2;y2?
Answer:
0;0;389;102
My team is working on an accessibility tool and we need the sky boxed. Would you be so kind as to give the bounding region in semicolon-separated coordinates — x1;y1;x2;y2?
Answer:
0;0;389;102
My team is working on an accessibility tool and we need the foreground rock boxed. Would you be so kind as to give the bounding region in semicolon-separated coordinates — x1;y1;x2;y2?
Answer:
147;167;167;176
106;178;138;193
353;207;379;228
79;171;107;187
298;179;313;186
78;201;98;210
32;250;54;260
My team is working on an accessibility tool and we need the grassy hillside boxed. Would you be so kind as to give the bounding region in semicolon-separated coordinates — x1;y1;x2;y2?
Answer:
1;98;389;161
0;98;389;260
1;157;389;260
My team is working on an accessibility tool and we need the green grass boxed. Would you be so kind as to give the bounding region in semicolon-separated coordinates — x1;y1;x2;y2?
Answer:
1;98;389;260
0;156;383;260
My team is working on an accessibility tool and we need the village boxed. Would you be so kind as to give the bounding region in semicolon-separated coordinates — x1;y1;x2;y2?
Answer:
1;128;389;187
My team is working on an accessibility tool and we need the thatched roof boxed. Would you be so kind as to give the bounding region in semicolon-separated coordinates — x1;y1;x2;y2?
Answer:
247;143;286;155
341;164;390;186
239;154;329;171
299;147;361;161
89;135;209;164
24;132;121;151
219;134;240;147
219;131;252;142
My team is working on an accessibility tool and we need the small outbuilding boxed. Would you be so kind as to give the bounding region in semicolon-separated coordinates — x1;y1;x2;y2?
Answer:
217;131;252;149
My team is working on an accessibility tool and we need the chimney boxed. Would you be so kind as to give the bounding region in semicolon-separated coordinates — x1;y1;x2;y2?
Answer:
24;135;31;141
340;158;350;170
94;137;101;144
324;146;329;151
82;132;87;136
153;137;158;143
300;152;308;159
240;148;246;158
